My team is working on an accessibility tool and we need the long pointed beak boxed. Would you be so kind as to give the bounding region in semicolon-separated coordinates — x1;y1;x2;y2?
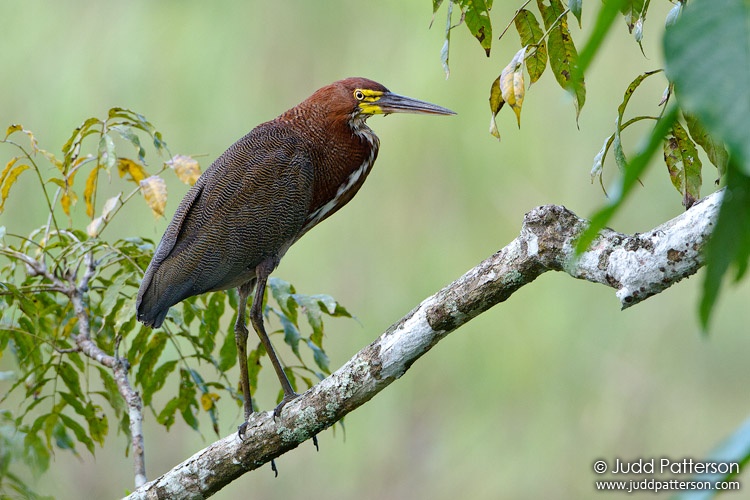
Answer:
375;92;456;116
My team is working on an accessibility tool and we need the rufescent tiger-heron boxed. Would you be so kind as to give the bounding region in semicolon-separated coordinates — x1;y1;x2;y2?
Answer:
136;77;455;436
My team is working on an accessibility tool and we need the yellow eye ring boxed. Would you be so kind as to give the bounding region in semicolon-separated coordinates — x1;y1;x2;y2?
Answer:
354;90;365;101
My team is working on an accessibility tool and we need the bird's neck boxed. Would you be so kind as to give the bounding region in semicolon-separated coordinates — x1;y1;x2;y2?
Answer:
280;106;380;235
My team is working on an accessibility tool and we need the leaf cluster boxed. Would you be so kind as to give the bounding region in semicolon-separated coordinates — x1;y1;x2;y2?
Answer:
0;110;353;493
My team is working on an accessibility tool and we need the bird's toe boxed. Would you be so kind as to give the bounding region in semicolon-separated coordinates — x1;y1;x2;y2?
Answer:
272;392;301;420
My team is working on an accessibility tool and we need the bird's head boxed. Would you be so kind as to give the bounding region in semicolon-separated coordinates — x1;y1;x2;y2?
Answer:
305;78;455;126
344;77;456;118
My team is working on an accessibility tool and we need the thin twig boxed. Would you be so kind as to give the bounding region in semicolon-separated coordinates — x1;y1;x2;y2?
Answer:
497;0;534;41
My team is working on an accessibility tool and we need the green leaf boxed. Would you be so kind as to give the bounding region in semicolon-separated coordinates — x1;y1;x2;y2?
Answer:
57;362;85;401
62;117;102;167
247;343;266;394
100;272;129;319
607;70;662;174
591;116;655;187
489;76;504;140
663;0;750;174
537;0;585;118
269;277;298;325
156;397;180;430
177;368;199;431
440;1;454;78
135;333;167;402
58;413;94;454
97;133;116;171
110;124;147;163
85;403;108;446
182;297;197;327
311;294;351;318
684;113;729;184
108;107;167;153
23;431;50;474
514;9;547;84
578;104;678;252
199;292;224;356
293;294;324;346
148;360;178;403
569;0;582;28
95;366;125;415
700;164;750;329
615;70;660;129
307;339;330;375
114;297;137;335
663;120;702;209
278;312;302;359
457;0;493;56
127;325;150;365
51;420;76;453
58;392;88;420
218;326;238;372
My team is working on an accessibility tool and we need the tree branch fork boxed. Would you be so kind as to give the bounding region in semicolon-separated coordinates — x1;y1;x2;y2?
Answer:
125;190;722;499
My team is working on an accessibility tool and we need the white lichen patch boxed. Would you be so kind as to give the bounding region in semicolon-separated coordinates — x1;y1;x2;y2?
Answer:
379;300;438;380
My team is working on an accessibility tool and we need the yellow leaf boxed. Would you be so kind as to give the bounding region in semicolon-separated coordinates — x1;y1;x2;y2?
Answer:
4;124;38;150
117;158;147;184
200;392;220;411
140;175;167;218
489;76;505;140
500;47;526;127
84;165;102;218
0;157;19;188
60;189;77;216
168;155;201;186
0;161;30;213
61;191;70;215
5;124;22;139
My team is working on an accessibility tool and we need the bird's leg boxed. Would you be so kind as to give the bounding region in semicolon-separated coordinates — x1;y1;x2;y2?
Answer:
251;259;300;418
235;281;255;439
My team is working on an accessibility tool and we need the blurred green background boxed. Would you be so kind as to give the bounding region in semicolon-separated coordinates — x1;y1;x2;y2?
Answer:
1;1;749;499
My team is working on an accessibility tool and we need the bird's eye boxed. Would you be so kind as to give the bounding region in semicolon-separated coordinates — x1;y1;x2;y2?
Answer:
354;90;365;101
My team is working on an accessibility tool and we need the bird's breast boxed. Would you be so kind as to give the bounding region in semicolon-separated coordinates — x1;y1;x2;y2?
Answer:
299;124;380;236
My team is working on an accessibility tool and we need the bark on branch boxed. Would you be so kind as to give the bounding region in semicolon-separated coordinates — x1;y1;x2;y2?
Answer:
125;190;722;499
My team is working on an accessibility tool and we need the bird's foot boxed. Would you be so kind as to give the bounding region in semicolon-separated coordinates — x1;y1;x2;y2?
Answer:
273;391;301;419
237;420;250;440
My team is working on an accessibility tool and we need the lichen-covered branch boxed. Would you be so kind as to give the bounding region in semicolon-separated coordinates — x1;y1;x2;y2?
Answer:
124;190;722;500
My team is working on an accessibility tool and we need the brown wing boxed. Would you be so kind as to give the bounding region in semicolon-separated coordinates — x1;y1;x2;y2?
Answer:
136;122;314;327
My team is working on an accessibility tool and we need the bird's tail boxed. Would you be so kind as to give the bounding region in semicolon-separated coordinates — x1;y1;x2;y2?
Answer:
136;272;193;329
